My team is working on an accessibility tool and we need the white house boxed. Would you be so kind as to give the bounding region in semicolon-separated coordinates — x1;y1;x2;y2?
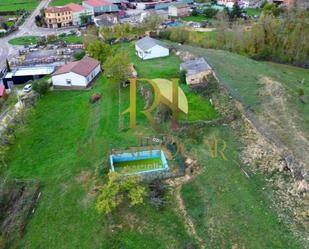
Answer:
52;57;101;89
135;37;169;60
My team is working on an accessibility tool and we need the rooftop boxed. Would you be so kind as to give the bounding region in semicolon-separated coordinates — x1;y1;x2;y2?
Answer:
180;57;212;76
65;3;85;12
4;66;55;78
136;36;168;51
45;6;71;13
83;0;113;7
53;57;100;77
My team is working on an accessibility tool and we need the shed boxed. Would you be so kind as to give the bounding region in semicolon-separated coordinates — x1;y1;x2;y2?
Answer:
180;57;212;85
135;37;169;60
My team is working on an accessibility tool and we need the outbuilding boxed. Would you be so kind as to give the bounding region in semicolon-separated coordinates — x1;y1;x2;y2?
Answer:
52;57;101;89
135;36;169;60
2;66;55;89
180;57;212;85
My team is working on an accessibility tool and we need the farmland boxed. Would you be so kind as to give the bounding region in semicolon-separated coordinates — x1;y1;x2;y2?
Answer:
0;0;38;12
50;0;82;6
2;42;306;248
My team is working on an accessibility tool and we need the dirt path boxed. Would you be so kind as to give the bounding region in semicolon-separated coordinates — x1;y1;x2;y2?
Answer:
167;173;205;249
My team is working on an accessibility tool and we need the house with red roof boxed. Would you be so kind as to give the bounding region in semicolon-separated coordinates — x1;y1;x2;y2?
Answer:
0;85;8;99
65;3;94;25
82;0;119;16
51;57;101;89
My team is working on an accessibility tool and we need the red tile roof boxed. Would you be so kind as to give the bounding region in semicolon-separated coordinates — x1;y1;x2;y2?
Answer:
84;0;113;7
53;57;100;77
0;85;6;97
45;6;71;13
65;3;85;12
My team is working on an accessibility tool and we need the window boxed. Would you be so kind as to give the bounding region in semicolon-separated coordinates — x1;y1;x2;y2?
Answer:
66;79;72;85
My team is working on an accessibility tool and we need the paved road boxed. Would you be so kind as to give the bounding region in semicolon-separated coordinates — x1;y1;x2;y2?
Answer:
0;0;77;71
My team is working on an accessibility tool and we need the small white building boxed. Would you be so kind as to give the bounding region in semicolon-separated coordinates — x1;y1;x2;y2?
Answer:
52;57;101;89
135;37;169;60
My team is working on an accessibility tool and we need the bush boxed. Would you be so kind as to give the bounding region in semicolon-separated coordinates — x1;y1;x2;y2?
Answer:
298;88;305;96
73;50;85;60
179;70;187;84
191;9;198;16
148;179;169;210
203;8;218;19
32;79;49;95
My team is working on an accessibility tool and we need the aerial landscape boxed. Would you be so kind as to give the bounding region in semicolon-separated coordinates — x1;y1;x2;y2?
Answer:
0;0;308;248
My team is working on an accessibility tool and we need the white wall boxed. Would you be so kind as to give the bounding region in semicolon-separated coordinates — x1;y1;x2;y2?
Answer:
136;45;169;60
52;72;87;88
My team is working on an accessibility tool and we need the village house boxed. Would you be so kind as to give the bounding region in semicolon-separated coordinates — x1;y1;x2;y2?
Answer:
82;0;119;16
168;3;190;18
45;6;73;28
65;3;94;25
180;57;213;85
52;57;101;89
218;0;238;8
135;37;169;60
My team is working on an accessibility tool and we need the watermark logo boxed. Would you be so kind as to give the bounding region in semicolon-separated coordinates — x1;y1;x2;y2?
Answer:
121;78;188;131
204;137;228;161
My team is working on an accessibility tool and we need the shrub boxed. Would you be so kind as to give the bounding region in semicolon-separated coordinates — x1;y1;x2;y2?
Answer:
298;88;305;96
179;70;187;84
32;79;49;95
73;50;85;60
203;8;218;19
148;179;169;210
96;171;146;216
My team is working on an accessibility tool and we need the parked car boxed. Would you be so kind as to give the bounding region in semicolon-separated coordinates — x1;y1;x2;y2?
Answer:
23;84;32;93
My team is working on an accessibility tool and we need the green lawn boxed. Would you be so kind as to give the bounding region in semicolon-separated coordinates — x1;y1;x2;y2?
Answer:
8;34;83;46
0;0;38;11
246;8;261;17
182;15;208;22
50;0;82;6
8;36;38;45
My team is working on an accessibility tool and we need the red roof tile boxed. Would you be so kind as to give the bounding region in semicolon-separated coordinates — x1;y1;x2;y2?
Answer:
84;0;113;7
53;57;100;77
65;3;85;12
45;6;72;13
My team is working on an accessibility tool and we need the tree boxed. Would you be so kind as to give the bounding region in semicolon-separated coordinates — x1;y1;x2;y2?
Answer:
104;52;131;84
141;13;163;31
1;22;8;31
230;2;242;19
6;59;11;72
86;40;112;64
96;171;146;216
32;78;49;95
261;3;281;17
203;8;219;18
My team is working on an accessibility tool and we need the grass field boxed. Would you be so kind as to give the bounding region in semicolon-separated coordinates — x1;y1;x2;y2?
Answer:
2;41;306;248
50;0;82;6
246;8;261;16
182;15;209;22
0;0;38;11
8;35;83;45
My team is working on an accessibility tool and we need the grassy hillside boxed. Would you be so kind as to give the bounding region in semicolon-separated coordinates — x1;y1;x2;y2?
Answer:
2;42;305;248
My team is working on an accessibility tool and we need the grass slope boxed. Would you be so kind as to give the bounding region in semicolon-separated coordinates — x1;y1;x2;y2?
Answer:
9;35;83;45
0;0;38;11
181;126;303;249
4;47;199;248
